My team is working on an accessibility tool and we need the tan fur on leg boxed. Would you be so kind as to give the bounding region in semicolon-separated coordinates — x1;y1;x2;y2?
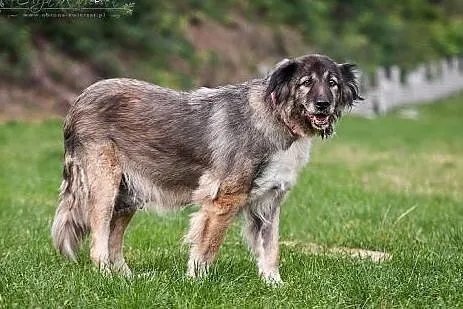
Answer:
187;191;248;277
87;143;122;273
109;209;135;276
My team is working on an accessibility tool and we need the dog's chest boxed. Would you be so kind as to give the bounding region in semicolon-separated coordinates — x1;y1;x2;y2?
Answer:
251;138;312;198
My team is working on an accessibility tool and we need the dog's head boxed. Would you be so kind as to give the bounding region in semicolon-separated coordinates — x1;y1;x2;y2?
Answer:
264;54;363;138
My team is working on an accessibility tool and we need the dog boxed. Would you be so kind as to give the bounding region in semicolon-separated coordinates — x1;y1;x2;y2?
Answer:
51;54;362;283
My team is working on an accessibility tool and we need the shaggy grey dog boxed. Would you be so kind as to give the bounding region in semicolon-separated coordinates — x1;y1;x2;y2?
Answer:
51;54;362;283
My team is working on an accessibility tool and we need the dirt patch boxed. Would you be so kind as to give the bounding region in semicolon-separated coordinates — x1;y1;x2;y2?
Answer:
0;39;100;122
281;240;392;263
186;14;310;86
0;81;61;122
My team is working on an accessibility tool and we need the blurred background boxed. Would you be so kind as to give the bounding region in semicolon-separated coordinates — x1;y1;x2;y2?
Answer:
0;0;462;120
1;3;463;306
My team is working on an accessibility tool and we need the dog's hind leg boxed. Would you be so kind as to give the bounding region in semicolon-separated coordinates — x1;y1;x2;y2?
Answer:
109;207;135;276
86;143;122;274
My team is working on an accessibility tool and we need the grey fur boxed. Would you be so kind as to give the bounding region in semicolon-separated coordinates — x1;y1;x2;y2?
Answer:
51;156;89;261
51;54;362;282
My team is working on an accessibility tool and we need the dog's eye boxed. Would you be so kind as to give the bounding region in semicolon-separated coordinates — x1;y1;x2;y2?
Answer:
301;78;313;87
328;79;337;87
328;79;338;87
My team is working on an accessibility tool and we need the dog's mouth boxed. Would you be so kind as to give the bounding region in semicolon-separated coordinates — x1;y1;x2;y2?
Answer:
308;113;331;129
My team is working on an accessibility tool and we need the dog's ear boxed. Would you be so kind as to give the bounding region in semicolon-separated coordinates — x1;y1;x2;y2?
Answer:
265;59;298;106
339;63;364;108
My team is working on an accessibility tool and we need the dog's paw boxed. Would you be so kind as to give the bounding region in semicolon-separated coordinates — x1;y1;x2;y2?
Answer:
96;263;112;277
110;261;133;278
261;272;284;286
187;260;209;278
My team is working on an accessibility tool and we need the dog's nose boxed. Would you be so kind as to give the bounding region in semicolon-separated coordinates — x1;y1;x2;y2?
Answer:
315;101;330;110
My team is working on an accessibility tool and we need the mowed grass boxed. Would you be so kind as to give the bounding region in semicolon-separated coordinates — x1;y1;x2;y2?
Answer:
1;95;463;308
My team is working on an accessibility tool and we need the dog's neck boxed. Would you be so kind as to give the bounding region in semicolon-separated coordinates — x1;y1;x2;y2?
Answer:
248;83;299;150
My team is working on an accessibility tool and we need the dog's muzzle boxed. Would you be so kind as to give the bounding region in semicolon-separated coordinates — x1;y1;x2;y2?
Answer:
309;113;331;129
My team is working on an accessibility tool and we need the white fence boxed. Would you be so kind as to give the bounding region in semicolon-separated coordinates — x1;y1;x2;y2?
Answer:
352;57;463;116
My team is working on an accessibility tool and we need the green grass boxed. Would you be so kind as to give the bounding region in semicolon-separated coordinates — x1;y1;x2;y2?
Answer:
1;95;463;308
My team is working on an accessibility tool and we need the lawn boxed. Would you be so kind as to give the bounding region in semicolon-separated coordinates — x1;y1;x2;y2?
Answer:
1;95;462;308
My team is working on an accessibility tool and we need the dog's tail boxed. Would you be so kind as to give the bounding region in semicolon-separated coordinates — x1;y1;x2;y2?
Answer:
51;153;90;261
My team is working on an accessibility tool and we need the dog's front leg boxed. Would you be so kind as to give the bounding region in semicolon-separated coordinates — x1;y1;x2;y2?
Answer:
186;190;247;278
244;193;284;284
